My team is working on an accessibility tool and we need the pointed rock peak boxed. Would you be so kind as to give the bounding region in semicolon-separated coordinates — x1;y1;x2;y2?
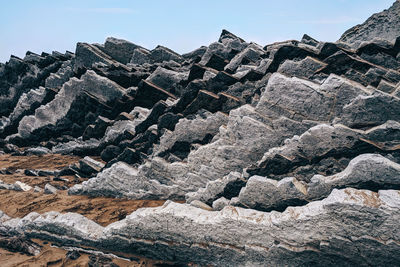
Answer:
301;34;319;47
105;37;135;46
218;29;245;43
153;45;182;57
339;0;400;48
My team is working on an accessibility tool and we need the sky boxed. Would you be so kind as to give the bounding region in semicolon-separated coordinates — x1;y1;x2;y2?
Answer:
0;0;396;63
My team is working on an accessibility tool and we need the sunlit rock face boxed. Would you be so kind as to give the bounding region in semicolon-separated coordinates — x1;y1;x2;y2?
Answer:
1;1;400;265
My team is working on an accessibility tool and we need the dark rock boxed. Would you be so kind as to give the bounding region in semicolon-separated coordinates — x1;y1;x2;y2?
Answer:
183;90;221;115
66;250;81;260
44;183;58;194
102;37;140;64
134;80;176;108
88;254;119;267
116;148;141;165
78;156;105;175
157;112;182;132
101;145;122;162
205;54;229;71
339;1;400;48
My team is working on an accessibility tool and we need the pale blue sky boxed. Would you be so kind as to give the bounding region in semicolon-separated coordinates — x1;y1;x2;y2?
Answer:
0;0;395;63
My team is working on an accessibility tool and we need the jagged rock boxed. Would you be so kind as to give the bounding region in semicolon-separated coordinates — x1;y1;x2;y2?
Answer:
66;250;81;260
78;156;105;176
44;183;58;194
278;56;327;78
33;186;43;193
239;154;400;212
224;43;264;73
182;46;207;62
130;48;151;65
74;43;114;71
335;93;400;128
24;146;51;155
0;180;21;191
52;138;101;155
100;37;140;64
101;145;122;162
249;121;400;180
88;254;118;267
150;45;184;63
189;200;213;211
0;234;41;256
45;60;73;91
15;181;32;192
69;161;183;199
146;67;188;95
18;70;126;140
24;169;38;176
256;73;373;122
183;90;221;115
154;111;228;159
116;147;141;165
205;53;230;71
134;80;176;108
186;172;245;205
3;188;398;266
157;112;182;132
212;197;230;211
339;1;400;48
301;34;319;47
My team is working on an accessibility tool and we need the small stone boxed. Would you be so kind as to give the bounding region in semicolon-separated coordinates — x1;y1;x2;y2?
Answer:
190;200;213;211
15;181;32;192
34;186;43;193
44;184;58;194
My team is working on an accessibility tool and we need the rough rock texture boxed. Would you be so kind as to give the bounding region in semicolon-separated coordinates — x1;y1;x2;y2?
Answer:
1;2;400;265
1;188;399;266
339;1;400;48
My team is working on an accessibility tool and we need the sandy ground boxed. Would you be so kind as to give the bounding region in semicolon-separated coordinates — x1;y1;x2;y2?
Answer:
0;154;183;266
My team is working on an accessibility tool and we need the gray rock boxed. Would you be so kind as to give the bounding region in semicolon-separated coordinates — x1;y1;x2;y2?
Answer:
186;172;244;205
74;42;115;71
129;48;151;65
278;56;327;79
52;139;100;155
101;37;140;64
212;197;230;211
18;70;126;139
14;181;32;192
44;184;58;194
33;186;43;193
146;67;188;95
339;1;400;48
1;188;400;265
238;154;400;211
189;200;213;211
224;43;264;73
24;146;51;156
45;60;73;91
149;46;183;64
334;93;400;128
78;156;105;175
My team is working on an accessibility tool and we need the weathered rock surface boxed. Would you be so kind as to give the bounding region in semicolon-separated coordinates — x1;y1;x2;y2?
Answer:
1;2;400;264
1;188;399;266
339;0;400;48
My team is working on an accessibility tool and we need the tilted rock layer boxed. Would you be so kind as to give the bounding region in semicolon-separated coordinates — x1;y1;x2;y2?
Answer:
0;1;400;265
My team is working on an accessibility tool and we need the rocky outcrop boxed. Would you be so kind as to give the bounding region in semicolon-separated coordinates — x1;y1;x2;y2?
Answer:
17;70;126;141
1;188;399;266
339;1;400;48
1;2;400;264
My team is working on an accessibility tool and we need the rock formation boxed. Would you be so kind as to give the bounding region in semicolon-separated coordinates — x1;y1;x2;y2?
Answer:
0;1;400;265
